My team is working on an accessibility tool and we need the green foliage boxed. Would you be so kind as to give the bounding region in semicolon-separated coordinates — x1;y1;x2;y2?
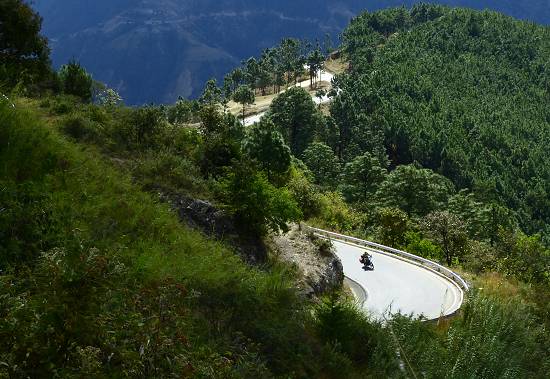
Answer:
339;5;550;237
198;106;244;177
61;113;101;143
496;231;550;285
391;293;549;378
285;165;323;220
307;46;325;88
447;189;489;239
200;134;242;177
232;84;255;120
404;231;443;261
166;98;198;125
0;0;51;89
269;86;324;156
314;192;362;233
96;88;123;107
341;152;388;204
243;117;291;181
58;60;93;102
217;163;301;236
376;207;409;248
132;150;209;197
422;211;468;266
462;239;498;274
199;78;222;105
328;75;386;161
302;142;341;188
314;295;397;375
376;164;454;217
0;101;365;378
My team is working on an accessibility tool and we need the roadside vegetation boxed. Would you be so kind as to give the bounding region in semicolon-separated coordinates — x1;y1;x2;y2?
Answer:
1;1;549;378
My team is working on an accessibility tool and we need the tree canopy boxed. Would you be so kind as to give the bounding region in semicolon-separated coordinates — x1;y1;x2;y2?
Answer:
335;4;550;239
58;60;93;102
268;86;324;156
0;0;51;87
243;117;291;181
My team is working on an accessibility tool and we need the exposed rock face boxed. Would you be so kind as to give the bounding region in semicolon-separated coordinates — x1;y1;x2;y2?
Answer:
159;192;267;264
158;192;342;295
269;224;344;297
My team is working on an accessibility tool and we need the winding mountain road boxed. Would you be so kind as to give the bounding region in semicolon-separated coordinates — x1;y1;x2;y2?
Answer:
334;240;464;320
243;69;334;126
240;71;466;321
306;227;467;321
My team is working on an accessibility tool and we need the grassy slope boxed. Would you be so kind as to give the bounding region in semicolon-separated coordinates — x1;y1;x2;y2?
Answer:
0;100;328;377
1;93;548;378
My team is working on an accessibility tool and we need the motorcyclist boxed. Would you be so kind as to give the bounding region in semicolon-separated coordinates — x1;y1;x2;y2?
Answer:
360;252;374;271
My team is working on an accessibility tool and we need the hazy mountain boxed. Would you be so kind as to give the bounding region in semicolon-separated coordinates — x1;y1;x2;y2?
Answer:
34;1;550;104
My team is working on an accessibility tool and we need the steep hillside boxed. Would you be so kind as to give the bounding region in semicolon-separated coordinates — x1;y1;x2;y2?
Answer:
2;3;550;377
332;5;550;240
34;0;361;104
33;0;550;104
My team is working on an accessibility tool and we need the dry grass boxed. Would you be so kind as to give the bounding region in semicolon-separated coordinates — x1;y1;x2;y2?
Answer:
474;272;524;300
325;57;349;74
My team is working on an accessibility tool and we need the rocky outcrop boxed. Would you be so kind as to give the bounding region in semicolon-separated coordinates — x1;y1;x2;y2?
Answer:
157;192;342;296
158;192;267;264
269;224;344;297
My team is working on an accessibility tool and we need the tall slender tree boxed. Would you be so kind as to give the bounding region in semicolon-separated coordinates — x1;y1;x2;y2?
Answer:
233;85;255;123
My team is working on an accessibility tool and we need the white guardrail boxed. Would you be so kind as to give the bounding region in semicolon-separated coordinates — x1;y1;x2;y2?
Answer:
303;225;469;292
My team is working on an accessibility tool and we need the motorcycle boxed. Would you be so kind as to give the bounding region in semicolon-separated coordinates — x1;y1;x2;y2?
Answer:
359;252;374;271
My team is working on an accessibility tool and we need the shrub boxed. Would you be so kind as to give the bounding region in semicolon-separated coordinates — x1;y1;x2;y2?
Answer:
132;150;209;197
0;102;346;378
314;295;397;374
315;192;362;233
51;100;72;115
61;113;101;142
307;233;334;257
376;207;409;248
286;166;323;219
58;60;93;102
391;293;549;378
217;163;302;236
404;231;443;261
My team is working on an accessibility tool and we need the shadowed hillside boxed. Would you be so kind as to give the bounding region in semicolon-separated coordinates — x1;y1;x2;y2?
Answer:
34;0;550;104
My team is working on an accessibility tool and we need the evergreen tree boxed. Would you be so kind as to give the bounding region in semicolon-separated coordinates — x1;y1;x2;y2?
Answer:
422;211;468;266
279;38;301;87
341;153;388;203
375;164;454;216
269;86;323;156
307;47;325;88
377;207;409;247
243;57;260;92
0;0;51;88
243;118;291;181
233;85;255;122
199;78;222;106
302;142;341;188
58;60;93;102
218;162;301;236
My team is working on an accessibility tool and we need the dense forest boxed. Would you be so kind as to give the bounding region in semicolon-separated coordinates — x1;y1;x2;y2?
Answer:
338;4;550;237
1;1;549;378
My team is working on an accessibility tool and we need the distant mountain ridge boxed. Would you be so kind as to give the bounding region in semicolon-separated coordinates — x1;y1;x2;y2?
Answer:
34;0;550;104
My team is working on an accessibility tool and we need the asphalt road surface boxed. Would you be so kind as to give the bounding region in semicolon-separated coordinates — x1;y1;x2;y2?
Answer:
333;240;463;320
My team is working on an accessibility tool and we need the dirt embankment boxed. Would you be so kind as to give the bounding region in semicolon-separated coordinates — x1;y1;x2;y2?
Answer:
269;224;344;297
